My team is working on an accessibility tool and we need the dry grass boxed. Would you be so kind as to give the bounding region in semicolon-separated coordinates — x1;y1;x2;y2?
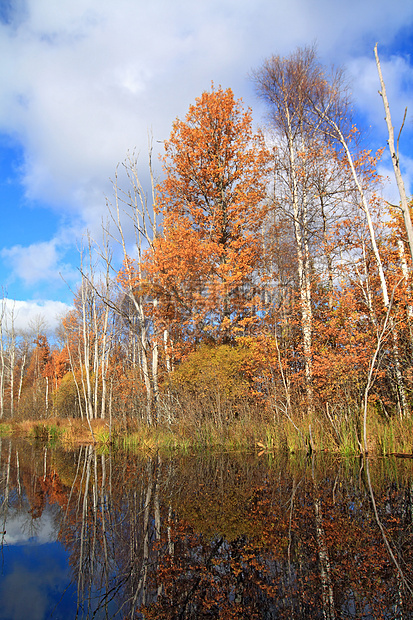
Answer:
4;417;118;446
1;407;412;457
59;418;110;445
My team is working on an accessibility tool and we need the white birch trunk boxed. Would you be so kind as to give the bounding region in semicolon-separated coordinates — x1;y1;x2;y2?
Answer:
80;271;94;422
286;115;313;412
375;44;413;262
7;309;16;418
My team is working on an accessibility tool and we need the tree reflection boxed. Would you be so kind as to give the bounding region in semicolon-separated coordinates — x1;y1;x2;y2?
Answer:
0;442;412;618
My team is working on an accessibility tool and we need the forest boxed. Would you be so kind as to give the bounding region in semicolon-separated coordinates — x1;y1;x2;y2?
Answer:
1;47;412;455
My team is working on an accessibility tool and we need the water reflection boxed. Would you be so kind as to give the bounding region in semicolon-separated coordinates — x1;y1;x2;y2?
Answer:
0;438;412;619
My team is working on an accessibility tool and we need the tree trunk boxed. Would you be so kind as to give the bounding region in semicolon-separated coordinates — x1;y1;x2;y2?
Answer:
287;124;313;413
374;44;413;263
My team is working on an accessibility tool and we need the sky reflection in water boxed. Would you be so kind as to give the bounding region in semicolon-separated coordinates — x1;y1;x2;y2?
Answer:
0;439;412;619
0;540;75;620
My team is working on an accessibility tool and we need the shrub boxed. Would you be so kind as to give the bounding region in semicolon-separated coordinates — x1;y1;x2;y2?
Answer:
168;343;255;426
53;371;83;417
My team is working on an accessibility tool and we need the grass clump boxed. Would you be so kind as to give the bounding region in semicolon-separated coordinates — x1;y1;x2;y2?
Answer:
28;422;64;445
374;415;413;456
0;423;12;436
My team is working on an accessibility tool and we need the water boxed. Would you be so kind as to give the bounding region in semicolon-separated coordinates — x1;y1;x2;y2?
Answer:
0;438;412;619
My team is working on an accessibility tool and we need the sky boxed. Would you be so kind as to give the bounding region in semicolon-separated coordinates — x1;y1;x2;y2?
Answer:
0;0;413;332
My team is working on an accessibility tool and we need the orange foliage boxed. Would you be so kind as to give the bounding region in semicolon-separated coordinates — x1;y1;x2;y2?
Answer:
142;85;271;347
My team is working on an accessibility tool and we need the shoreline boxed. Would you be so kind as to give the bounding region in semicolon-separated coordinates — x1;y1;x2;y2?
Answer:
1;413;412;458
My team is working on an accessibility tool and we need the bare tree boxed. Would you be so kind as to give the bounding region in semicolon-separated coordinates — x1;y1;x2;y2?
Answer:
374;43;413;262
74;235;114;426
0;295;6;418
106;146;160;424
0;300;18;418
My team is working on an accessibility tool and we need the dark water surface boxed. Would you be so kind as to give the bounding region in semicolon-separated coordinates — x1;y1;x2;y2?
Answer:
0;438;412;619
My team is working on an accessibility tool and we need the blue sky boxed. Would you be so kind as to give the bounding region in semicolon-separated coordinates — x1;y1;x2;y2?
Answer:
0;0;413;331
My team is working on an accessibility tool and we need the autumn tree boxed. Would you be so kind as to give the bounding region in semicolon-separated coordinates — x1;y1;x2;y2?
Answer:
300;53;411;418
144;86;271;350
252;46;412;422
18;333;51;417
252;47;341;412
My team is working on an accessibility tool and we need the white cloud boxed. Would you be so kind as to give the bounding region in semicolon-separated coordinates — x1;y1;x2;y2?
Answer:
347;52;413;134
2;506;58;545
0;0;413;301
1;0;411;214
1;238;77;288
1;299;72;333
2;240;59;285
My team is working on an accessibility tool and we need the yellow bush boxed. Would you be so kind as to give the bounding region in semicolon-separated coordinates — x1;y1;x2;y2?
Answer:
168;344;254;424
53;371;83;417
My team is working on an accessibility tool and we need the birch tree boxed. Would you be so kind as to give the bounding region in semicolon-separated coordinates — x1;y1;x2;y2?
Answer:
309;58;409;416
0;301;18;418
252;48;328;412
108;148;159;425
62;236;114;426
374;43;413;262
0;296;6;418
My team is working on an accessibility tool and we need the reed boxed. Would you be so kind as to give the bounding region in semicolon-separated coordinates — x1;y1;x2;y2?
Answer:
0;403;412;459
375;415;413;456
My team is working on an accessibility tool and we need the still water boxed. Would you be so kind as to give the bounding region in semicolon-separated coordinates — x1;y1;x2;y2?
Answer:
0;437;412;619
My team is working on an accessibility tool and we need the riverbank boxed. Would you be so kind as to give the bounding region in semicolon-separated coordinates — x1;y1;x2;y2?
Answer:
0;411;412;457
